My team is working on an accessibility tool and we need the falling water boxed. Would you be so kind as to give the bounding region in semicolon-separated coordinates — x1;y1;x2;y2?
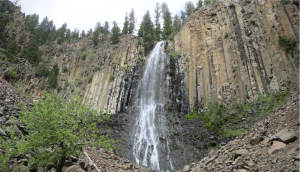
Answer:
132;41;173;170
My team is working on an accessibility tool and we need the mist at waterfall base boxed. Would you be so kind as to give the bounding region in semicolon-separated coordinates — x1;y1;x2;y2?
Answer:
131;41;174;170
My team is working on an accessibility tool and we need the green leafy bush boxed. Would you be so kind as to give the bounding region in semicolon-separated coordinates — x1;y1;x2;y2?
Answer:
5;67;17;79
88;53;95;61
21;41;42;64
278;35;297;52
18;94;116;171
75;79;82;86
93;65;100;72
71;85;75;92
80;45;86;52
81;51;88;60
35;63;50;77
48;64;59;88
224;32;228;38
112;45;119;50
57;85;62;91
248;18;255;25
88;75;93;83
64;79;70;88
168;35;174;41
63;66;68;72
110;75;115;81
245;0;251;3
186;89;290;138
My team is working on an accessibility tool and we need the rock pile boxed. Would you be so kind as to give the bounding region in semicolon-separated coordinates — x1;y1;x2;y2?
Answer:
0;77;29;136
177;94;299;172
61;146;158;172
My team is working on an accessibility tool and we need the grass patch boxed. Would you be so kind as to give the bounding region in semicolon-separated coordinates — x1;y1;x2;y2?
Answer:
88;53;95;61
278;35;297;52
110;75;115;81
185;89;290;138
81;51;88;60
112;45;119;50
93;65;100;72
87;75;93;83
224;32;228;38
63;66;68;72
248;18;255;25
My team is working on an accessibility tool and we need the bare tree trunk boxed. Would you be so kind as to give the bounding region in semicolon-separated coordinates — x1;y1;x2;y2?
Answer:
56;156;66;172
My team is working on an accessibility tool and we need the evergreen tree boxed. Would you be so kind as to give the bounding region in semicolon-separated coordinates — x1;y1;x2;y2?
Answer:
0;0;15;33
138;11;155;53
154;2;161;41
103;21;110;34
196;0;203;9
128;8;135;34
161;3;172;40
173;14;181;34
21;41;42;64
48;64;59;88
56;23;67;38
204;0;212;5
65;29;71;41
80;30;85;38
71;28;79;39
180;10;186;23
95;22;104;34
185;1;195;16
25;13;39;35
110;21;120;44
122;13;129;34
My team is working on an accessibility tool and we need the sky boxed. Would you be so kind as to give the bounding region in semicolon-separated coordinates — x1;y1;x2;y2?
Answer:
14;0;200;33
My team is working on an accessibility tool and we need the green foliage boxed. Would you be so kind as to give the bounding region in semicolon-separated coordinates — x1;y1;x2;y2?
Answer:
0;119;25;172
48;64;59;88
168;35;174;41
90;30;100;46
71;85;75;92
35;63;50;77
186;89;290;138
110;75;115;81
278;35;297;52
248;18;255;25
75;79;82;86
224;32;228;38
5;67;17;79
57;85;62;91
204;0;212;5
122;13;129;34
138;11;155;53
81;51;88;60
21;41;42;64
18;94;116;171
0;0;15;33
247;11;254;15
111;21;120;44
161;3;173;40
112;45;119;50
93;65;100;72
105;42;110;48
245;0;251;3
87;75;93;83
185;1;195;16
88;53;95;61
80;45;86;52
64;79;70;88
62;66;68;72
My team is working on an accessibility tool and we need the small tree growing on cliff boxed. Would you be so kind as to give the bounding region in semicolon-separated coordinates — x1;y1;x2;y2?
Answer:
18;94;116;172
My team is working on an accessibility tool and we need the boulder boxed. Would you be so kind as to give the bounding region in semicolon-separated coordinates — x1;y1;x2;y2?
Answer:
262;138;270;146
249;136;263;145
268;141;286;154
270;128;297;143
235;149;249;159
0;127;6;136
64;165;85;172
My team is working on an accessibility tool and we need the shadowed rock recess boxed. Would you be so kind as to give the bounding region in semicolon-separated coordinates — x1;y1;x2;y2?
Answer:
0;0;299;171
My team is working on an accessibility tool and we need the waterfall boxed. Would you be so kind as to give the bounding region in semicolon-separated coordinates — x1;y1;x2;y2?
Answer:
131;41;173;170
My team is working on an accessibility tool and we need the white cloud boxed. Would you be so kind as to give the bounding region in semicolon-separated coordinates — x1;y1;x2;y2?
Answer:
17;0;199;33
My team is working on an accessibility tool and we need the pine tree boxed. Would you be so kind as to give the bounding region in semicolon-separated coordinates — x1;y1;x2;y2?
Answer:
95;22;104;34
138;11;155;53
110;21;120;44
25;13;39;35
173;14;181;34
204;0;212;5
103;21;110;34
80;30;85;38
122;13;129;34
181;10;186;23
196;0;203;9
185;1;195;16
161;3;172;40
128;8;135;34
65;29;71;41
154;2;161;41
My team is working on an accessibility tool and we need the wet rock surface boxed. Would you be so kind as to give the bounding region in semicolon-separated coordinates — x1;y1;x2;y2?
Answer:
176;94;299;172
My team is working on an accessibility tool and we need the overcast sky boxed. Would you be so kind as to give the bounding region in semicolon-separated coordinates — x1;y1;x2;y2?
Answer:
14;0;199;33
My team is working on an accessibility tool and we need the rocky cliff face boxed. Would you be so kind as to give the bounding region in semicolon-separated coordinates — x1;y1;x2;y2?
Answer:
171;0;299;110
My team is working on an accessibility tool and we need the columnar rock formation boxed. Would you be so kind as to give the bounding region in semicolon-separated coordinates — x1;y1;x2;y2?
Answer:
171;0;299;110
